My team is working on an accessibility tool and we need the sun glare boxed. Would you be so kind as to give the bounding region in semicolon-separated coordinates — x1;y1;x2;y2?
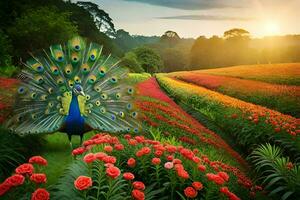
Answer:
264;21;280;36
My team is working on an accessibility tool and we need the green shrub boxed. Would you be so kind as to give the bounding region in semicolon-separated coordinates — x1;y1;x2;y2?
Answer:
249;143;300;200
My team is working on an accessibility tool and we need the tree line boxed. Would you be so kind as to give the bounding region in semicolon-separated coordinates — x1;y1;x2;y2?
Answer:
1;0;300;76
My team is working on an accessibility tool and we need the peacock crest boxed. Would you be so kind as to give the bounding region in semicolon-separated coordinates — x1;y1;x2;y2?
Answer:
6;36;141;138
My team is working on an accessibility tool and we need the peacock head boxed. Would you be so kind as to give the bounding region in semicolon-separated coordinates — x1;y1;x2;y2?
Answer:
73;84;85;96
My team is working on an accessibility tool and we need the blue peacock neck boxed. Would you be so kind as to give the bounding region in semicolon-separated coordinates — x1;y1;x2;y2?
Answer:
65;92;85;135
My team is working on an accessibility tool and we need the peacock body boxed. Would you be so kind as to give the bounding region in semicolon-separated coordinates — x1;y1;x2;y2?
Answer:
6;36;141;144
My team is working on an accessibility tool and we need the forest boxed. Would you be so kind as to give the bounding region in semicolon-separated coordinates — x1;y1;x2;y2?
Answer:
1;0;300;76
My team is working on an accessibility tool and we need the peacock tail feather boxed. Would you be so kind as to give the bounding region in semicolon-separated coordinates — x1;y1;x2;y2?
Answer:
6;36;142;136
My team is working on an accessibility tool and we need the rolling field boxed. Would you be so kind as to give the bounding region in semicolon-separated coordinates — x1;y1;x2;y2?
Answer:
167;71;300;117
188;63;300;85
1;66;299;200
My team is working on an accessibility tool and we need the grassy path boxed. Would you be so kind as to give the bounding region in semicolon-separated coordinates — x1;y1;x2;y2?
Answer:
40;132;94;186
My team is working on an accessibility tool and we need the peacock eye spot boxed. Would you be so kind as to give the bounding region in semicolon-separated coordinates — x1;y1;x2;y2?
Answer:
73;57;77;61
90;55;95;60
58;56;63;61
67;70;70;73
75;45;80;50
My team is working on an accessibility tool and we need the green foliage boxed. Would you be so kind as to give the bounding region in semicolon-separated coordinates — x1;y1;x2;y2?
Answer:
126;73;151;84
50;160;89;200
122;52;145;73
149;127;183;146
0;30;12;67
249;144;300;200
133;47;164;73
115;29;160;53
7;6;77;60
0;126;44;181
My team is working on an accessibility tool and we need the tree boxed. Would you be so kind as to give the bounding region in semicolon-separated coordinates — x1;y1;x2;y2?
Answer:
76;1;116;37
8;6;78;60
161;48;186;72
160;31;180;47
121;52;144;73
133;47;163;73
0;31;12;67
223;28;250;40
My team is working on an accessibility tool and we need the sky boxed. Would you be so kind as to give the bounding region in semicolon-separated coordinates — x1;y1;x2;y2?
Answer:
88;0;300;38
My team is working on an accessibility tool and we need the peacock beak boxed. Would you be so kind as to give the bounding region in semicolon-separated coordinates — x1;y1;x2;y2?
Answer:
79;91;86;96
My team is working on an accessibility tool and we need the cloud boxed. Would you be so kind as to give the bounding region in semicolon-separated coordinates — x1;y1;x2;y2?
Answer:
123;0;242;10
158;15;254;21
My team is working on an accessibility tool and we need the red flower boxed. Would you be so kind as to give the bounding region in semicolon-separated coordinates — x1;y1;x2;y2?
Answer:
198;165;206;172
141;147;151;154
206;173;225;185
132;189;145;200
15;163;34;175
192;156;201;163
192;182;203;191
5;174;25;186
127;158;136;167
29;156;48;166
31;188;50;200
133;181;145;190
124;134;131;139
95;152;107;160
217;172;229;182
30;173;47;184
151;158;161;165
177;169;189;179
166;155;174;161
128;139;138;146
74;176;92;191
154;150;163;157
184;186;198;198
228;192;240;200
286;162;293;170
123;172;135;180
220;187;230;195
114;144;124;151
102;156;117;164
165;145;177;153
173;159;182;164
106;166;121;179
254;185;263;191
174;164;184;171
72;147;86;156
104;145;113;153
0;182;10;196
83;153;96;163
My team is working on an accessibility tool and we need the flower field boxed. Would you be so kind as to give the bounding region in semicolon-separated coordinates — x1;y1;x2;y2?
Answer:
167;72;300;117
1;66;300;200
156;74;300;158
188;63;300;85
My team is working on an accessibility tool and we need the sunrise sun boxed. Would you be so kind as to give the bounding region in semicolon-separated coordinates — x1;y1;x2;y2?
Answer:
264;21;280;35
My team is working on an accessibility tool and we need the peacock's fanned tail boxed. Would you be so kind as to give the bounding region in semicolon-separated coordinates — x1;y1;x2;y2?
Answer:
6;36;141;135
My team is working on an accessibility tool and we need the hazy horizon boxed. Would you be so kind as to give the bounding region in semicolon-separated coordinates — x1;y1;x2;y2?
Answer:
85;0;300;38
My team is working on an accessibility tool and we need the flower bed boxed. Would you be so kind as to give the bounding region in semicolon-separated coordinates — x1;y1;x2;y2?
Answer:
136;77;248;167
156;74;300;158
168;72;300;117
0;156;49;200
51;133;263;200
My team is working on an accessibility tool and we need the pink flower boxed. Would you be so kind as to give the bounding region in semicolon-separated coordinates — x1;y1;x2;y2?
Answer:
164;162;174;169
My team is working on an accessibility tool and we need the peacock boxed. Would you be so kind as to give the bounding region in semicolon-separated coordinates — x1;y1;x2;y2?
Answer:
5;36;141;147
